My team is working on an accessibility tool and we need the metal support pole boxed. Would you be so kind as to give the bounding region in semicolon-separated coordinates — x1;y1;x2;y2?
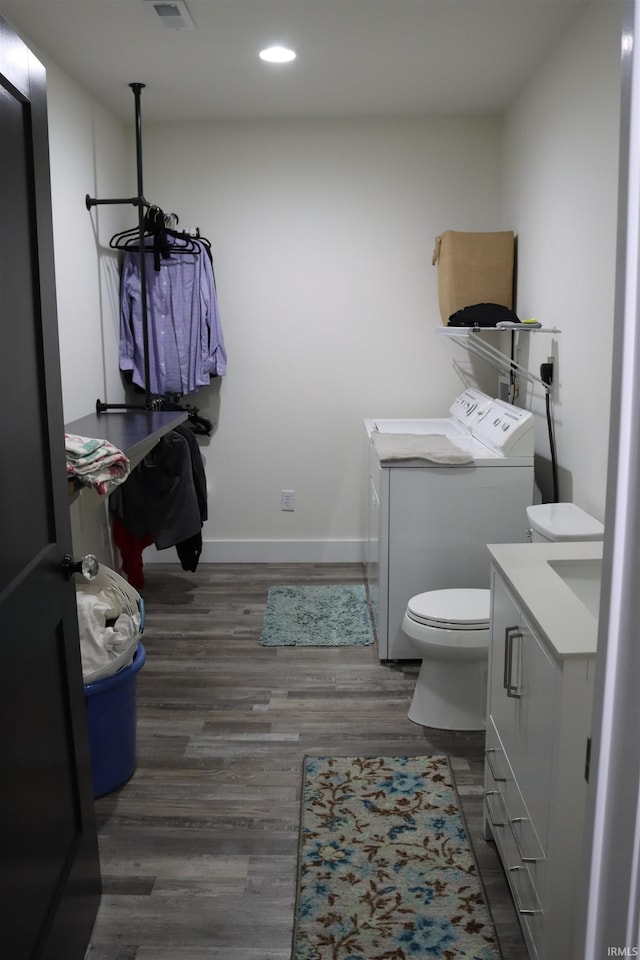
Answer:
129;83;151;407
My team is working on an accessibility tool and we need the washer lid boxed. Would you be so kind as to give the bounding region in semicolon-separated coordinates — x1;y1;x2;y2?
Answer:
407;589;490;628
526;502;604;541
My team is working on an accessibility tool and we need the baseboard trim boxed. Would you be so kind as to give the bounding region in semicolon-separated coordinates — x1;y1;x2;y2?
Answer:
143;539;367;564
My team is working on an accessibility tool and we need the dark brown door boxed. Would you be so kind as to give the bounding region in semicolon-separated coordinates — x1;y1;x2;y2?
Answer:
0;18;101;960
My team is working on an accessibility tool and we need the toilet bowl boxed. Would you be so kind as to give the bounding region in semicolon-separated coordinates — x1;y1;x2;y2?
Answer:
402;588;490;731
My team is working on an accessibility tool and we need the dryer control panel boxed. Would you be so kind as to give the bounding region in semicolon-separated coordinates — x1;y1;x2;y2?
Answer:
472;398;534;457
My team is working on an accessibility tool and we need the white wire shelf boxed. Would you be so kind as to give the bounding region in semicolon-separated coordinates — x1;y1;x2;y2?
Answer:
436;325;561;391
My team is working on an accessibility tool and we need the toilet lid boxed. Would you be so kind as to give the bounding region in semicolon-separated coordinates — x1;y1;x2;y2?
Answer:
407;589;490;630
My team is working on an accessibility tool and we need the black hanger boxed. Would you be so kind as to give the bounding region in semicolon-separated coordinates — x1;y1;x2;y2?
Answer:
166;224;212;259
109;206;203;269
163;229;201;254
109;224;145;249
149;394;213;436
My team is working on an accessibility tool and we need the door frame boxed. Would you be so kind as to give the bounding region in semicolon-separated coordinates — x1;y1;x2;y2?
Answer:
0;16;101;959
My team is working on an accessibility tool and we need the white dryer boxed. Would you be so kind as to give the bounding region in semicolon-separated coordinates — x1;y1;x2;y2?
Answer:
365;388;534;660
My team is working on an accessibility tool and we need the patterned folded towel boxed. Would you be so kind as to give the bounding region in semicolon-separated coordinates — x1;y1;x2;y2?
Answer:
65;434;130;495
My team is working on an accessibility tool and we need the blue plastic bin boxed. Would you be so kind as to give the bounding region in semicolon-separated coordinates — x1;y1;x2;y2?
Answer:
84;641;146;798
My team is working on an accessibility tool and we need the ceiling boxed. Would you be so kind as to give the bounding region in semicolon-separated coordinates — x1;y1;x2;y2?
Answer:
0;0;589;124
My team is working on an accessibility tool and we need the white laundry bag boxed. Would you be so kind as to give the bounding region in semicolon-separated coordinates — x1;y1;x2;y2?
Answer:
75;565;144;684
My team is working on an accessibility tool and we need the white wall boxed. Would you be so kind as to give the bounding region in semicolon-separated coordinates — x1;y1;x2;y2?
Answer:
35;56;129;561
45;61;129;423
503;0;623;520
137;116;505;560
32;0;625;562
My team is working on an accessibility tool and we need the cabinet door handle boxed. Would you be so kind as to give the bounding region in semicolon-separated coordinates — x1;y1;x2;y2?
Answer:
505;628;523;699
510;816;542;863
508;866;542;915
503;625;519;690
485;747;508;782
484;790;507;827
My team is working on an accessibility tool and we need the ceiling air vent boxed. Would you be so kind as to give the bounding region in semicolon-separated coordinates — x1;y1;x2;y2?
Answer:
144;0;195;30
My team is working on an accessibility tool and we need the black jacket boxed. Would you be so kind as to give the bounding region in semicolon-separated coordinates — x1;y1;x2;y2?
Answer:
110;425;207;569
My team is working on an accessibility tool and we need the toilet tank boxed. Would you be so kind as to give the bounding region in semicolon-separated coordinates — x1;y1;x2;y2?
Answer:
526;503;604;542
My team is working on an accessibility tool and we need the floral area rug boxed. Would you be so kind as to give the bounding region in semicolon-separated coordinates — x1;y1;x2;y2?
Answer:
293;755;499;960
259;584;373;647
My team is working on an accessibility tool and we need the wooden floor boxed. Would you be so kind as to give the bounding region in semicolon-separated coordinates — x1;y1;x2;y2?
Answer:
87;563;527;960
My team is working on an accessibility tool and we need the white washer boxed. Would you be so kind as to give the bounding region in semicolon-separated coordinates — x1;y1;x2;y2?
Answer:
365;388;535;660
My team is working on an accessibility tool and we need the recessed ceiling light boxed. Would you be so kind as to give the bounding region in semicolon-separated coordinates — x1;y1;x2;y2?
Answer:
259;46;297;64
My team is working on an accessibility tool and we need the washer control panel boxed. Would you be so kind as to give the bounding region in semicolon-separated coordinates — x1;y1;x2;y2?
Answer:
472;398;534;456
449;388;493;432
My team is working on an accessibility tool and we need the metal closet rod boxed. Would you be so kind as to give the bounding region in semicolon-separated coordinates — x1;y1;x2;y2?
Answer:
85;195;147;209
86;82;152;412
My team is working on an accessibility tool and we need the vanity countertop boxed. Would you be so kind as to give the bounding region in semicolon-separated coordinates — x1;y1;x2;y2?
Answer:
488;540;603;659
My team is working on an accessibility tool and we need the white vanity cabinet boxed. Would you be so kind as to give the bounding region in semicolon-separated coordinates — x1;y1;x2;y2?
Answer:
484;565;595;959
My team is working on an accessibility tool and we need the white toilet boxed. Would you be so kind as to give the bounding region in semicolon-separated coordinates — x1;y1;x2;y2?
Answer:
403;501;604;731
402;588;490;731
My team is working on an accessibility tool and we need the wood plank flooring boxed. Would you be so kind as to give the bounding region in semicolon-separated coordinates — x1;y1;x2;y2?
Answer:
87;563;527;960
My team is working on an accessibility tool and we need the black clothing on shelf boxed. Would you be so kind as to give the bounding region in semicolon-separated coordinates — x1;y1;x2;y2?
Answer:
110;424;207;575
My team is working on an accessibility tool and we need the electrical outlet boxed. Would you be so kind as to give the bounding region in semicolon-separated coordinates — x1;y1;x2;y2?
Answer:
498;376;511;403
540;357;554;386
281;489;295;511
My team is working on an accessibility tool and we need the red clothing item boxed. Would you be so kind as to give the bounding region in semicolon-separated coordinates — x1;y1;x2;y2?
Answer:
111;516;153;591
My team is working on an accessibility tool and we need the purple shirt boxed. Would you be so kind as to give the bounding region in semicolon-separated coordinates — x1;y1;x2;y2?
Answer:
120;239;226;395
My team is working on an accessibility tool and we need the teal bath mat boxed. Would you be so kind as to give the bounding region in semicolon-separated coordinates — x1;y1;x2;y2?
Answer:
259;584;373;647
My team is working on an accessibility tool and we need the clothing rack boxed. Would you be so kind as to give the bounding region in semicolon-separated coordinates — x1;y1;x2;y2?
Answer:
86;82;155;413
